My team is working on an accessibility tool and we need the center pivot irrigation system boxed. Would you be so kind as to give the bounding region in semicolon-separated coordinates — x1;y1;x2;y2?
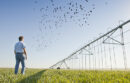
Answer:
50;20;130;70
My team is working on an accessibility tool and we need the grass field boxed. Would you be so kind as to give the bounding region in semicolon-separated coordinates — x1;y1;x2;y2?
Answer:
0;68;130;83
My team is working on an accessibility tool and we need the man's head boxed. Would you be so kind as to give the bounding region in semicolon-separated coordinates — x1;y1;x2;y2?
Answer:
19;36;24;41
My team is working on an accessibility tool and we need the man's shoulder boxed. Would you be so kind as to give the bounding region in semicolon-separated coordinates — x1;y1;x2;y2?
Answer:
19;41;26;46
15;42;23;45
15;42;19;45
21;42;25;45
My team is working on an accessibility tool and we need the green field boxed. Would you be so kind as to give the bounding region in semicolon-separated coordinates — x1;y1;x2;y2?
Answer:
0;68;130;83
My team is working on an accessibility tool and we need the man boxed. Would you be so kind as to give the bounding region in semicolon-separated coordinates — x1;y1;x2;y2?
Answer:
14;36;27;74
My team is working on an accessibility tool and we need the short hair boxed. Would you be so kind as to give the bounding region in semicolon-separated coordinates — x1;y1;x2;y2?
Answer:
19;36;24;41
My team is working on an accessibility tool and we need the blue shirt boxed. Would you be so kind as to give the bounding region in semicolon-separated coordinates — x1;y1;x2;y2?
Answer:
15;41;26;53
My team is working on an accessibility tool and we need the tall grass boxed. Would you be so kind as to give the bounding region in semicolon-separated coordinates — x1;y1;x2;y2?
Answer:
0;68;129;83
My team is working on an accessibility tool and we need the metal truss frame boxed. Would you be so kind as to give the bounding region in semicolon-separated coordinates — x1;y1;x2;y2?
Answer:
50;20;130;69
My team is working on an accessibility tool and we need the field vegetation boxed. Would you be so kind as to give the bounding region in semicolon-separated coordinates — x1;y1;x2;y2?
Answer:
0;68;130;83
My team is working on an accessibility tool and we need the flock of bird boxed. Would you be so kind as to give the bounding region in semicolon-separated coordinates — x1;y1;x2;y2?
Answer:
32;0;109;51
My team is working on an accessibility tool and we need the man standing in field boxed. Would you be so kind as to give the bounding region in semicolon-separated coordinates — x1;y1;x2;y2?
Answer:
14;36;27;74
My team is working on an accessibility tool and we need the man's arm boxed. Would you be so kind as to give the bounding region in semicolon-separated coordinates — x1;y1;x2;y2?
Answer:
14;50;16;55
23;48;27;60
